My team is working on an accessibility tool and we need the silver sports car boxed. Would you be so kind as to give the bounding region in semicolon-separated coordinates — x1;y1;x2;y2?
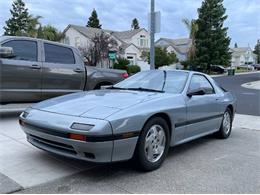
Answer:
19;70;236;171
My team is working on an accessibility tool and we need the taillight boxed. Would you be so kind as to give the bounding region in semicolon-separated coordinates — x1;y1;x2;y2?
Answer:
121;73;129;79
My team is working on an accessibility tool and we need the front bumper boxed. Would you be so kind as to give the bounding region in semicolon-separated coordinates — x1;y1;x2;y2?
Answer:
20;109;138;163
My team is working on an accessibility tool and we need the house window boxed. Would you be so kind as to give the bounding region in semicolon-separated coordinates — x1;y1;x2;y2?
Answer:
139;38;148;47
75;37;80;48
64;37;70;45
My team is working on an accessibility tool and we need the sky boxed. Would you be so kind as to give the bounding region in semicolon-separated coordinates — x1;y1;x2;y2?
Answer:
0;0;259;48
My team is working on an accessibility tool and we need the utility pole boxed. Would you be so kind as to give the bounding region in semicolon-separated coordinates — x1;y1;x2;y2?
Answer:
150;0;155;70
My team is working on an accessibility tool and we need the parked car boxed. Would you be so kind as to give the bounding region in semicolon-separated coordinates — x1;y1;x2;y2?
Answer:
210;65;227;74
19;70;236;171
252;64;260;70
0;36;128;104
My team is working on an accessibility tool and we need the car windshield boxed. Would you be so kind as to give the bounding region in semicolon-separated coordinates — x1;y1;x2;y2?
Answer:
113;71;189;94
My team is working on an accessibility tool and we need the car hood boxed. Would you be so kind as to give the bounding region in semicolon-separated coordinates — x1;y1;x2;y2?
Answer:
32;90;163;119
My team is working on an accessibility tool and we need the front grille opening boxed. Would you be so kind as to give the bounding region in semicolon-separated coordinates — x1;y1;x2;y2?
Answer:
30;134;77;155
84;152;95;159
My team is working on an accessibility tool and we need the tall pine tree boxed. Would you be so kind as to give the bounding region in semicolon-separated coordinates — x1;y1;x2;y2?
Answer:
4;0;30;36
195;0;231;72
254;40;260;64
131;18;140;30
87;9;102;29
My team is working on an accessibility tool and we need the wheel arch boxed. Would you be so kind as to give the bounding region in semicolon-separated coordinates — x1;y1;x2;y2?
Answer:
143;113;173;137
227;104;234;120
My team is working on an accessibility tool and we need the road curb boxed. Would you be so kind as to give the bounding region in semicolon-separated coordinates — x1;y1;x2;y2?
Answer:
0;173;23;194
241;80;260;90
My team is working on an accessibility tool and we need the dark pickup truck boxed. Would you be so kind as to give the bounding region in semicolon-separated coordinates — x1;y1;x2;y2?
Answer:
0;36;128;103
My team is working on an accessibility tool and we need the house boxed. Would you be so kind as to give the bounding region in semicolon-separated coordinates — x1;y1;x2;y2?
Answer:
230;47;257;67
155;38;192;61
61;24;150;69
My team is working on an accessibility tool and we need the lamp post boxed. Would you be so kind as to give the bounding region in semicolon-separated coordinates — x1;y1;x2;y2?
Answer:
150;0;155;70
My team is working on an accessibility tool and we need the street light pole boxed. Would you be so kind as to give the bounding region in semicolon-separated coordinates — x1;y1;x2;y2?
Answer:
150;0;155;70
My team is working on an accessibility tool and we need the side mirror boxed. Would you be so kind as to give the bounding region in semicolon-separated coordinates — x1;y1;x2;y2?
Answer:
0;47;14;58
187;88;206;97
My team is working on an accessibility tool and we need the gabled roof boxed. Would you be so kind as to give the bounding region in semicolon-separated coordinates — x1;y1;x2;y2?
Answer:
156;37;192;55
112;29;147;40
156;38;192;46
230;47;252;57
64;24;147;42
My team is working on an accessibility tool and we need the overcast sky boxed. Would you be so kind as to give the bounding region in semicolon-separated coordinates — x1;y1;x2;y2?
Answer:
0;0;259;47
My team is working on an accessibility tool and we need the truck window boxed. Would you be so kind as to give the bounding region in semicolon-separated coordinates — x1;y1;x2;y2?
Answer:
2;40;37;61
44;43;75;64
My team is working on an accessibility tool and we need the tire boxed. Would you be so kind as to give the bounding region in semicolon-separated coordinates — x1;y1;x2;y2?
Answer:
217;108;232;139
134;117;170;171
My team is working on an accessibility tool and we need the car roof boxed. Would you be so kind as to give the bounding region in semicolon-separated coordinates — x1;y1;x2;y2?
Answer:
0;36;76;50
141;69;209;77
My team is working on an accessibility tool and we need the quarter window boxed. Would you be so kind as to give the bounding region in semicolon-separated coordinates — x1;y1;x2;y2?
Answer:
44;43;75;64
189;74;215;94
2;40;37;61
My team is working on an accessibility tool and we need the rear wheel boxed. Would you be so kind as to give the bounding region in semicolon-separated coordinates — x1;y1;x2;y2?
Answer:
134;117;170;171
217;108;232;139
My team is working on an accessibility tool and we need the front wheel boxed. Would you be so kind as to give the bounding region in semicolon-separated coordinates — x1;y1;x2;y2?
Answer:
134;117;170;171
217;108;232;139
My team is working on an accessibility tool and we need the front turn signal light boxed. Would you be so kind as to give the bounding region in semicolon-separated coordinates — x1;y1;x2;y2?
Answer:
69;133;86;141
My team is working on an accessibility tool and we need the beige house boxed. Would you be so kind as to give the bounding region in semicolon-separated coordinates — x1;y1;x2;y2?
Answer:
61;25;150;69
230;47;257;67
155;38;192;62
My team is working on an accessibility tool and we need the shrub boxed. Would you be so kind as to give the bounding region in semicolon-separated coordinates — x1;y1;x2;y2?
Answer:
127;65;141;74
113;57;130;70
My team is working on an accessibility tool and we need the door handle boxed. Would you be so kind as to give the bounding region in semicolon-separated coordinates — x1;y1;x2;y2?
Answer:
73;68;84;73
31;64;41;69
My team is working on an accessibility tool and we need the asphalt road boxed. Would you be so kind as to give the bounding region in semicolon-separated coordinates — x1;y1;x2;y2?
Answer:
214;72;260;116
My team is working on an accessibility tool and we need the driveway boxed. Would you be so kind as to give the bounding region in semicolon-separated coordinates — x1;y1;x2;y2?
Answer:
0;113;259;194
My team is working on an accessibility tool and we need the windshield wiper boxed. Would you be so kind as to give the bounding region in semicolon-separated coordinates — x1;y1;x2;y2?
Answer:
108;86;128;90
126;87;164;93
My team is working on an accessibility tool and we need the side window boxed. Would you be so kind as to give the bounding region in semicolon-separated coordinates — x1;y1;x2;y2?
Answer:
189;75;215;94
44;43;75;64
2;40;37;61
164;72;188;94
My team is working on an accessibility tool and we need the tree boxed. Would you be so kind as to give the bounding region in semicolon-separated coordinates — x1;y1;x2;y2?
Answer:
27;15;42;38
79;32;117;67
38;25;64;41
234;42;238;48
195;0;231;72
131;18;140;30
182;18;198;61
141;47;178;69
3;0;30;36
87;9;102;29
254;40;260;64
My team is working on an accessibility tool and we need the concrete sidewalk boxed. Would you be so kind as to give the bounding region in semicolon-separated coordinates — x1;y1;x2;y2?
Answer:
242;80;260;90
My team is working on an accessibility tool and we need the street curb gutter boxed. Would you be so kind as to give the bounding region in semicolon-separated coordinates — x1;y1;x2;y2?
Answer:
0;173;23;194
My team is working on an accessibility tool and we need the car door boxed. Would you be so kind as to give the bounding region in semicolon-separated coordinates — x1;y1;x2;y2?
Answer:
0;39;42;103
185;74;222;139
41;42;85;100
